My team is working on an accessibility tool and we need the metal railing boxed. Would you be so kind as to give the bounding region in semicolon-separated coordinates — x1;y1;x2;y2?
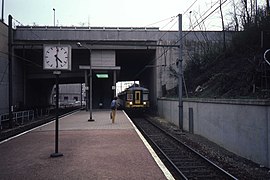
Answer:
0;110;34;129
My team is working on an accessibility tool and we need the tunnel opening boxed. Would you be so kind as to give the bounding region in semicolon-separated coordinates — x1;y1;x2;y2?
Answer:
116;49;155;83
116;49;156;110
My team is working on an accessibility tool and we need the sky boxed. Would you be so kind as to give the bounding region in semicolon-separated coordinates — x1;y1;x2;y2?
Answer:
2;0;267;31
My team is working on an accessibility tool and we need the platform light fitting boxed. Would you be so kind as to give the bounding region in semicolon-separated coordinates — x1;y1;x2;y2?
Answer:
76;42;82;47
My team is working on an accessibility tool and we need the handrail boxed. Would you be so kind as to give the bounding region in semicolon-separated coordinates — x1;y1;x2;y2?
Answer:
0;110;34;129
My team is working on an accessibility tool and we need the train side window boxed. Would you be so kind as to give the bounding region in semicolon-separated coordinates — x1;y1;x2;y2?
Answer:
143;94;148;100
127;93;133;100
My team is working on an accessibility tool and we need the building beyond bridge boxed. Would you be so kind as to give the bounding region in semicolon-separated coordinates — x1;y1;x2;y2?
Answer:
0;18;233;113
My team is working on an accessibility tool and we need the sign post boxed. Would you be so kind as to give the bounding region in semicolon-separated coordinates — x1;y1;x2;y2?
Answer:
50;71;63;158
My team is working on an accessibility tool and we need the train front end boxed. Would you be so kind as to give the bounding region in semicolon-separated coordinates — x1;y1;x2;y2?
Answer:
125;87;149;109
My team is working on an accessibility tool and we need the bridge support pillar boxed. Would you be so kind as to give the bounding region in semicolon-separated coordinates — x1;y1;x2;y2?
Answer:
113;70;116;96
84;70;89;111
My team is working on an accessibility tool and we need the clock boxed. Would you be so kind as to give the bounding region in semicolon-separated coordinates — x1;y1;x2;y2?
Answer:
43;45;71;70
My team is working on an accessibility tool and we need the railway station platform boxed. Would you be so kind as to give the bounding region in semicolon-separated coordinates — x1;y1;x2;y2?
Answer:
0;110;173;180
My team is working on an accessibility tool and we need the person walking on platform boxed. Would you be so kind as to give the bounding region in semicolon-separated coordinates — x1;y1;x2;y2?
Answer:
110;97;118;123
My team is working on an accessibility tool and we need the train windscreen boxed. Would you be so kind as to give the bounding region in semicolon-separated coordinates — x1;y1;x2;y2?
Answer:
143;94;148;101
135;91;141;104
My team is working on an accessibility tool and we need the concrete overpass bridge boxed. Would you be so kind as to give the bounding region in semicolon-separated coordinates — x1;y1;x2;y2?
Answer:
11;26;178;109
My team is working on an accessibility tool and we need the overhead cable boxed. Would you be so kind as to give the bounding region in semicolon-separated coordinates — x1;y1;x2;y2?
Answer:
133;0;230;79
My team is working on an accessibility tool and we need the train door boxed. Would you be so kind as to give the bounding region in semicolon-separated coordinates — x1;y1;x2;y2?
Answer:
134;91;141;104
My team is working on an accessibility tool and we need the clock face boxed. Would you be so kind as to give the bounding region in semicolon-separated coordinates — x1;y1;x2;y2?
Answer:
43;45;71;70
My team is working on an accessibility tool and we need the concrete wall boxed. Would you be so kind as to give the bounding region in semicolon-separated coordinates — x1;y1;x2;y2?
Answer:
0;22;9;114
13;55;25;110
92;50;115;66
0;21;29;113
157;98;270;168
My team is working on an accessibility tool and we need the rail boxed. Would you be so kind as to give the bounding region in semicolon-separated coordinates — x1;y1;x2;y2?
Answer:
16;26;160;31
131;116;238;179
0;110;34;129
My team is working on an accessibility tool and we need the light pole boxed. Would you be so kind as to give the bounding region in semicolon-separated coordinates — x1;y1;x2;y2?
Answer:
1;0;4;22
77;42;94;121
50;70;63;158
53;8;55;26
178;14;183;130
8;15;13;128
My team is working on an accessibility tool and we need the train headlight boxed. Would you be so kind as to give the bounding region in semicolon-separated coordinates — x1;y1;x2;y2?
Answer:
143;102;146;105
129;102;133;105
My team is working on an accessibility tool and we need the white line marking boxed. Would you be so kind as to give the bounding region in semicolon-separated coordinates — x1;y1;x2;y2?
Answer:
0;110;79;145
123;110;175;180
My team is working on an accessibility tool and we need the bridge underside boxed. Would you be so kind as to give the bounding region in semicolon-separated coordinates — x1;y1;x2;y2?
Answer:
14;48;156;109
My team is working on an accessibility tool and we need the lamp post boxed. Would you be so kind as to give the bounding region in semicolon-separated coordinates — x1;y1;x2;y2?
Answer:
77;42;94;121
1;0;4;22
50;70;63;158
53;8;55;26
178;14;183;130
8;15;13;128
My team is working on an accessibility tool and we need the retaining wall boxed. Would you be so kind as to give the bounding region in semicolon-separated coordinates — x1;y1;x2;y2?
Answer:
0;21;9;114
157;98;270;168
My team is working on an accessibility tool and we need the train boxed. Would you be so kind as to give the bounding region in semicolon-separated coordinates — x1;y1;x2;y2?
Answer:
117;85;150;111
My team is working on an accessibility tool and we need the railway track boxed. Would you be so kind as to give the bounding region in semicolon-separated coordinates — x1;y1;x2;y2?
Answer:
131;116;238;180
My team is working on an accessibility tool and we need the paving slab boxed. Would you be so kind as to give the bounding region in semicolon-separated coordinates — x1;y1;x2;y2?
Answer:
0;110;172;180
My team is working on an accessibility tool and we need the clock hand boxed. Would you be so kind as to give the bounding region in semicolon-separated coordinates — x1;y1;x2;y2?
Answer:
54;54;59;68
55;47;60;64
56;56;63;63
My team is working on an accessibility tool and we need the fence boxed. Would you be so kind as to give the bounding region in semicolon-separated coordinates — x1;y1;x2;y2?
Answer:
0;110;34;129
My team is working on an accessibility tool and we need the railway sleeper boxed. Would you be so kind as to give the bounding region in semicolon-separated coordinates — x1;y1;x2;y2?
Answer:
187;174;222;180
178;165;209;170
169;157;197;163
162;149;190;154
162;148;184;152
175;162;204;168
175;160;203;164
182;170;216;176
